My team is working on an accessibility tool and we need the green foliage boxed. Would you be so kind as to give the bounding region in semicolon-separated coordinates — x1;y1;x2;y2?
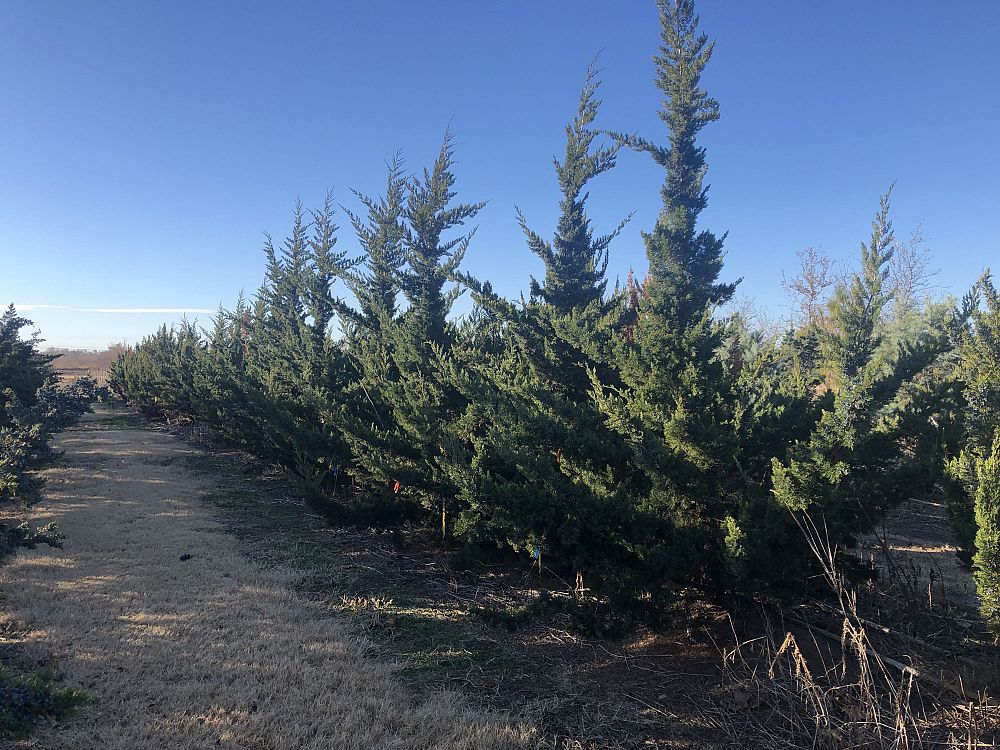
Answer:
340;131;485;529
0;522;65;562
0;305;95;505
0;667;87;739
970;435;1000;631
0;306;54;408
584;0;739;590
822;192;895;383
521;59;625;316
110;200;356;503
946;271;1000;630
0;307;89;738
766;192;957;587
431;62;647;600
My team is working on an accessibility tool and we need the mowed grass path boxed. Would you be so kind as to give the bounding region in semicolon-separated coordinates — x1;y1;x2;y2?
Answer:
1;405;532;749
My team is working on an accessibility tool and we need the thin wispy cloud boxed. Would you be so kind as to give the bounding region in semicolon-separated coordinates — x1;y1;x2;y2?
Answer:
88;307;216;314
13;304;215;315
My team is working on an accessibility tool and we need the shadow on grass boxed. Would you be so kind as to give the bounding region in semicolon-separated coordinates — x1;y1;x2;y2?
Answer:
182;446;723;748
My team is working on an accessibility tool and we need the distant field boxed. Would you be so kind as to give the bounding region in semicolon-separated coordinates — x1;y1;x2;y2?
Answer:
47;345;124;385
52;366;108;385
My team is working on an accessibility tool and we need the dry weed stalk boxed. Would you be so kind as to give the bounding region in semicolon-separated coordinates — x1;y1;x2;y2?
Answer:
719;612;924;749
712;512;998;748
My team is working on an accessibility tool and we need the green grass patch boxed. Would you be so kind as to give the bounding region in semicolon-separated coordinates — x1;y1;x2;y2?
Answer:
470;601;544;631
403;646;476;674
182;453;244;478
96;412;148;430
0;667;87;739
394;613;513;679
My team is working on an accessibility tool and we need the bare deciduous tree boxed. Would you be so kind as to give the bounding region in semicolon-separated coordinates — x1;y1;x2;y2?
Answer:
781;246;835;328
888;226;937;315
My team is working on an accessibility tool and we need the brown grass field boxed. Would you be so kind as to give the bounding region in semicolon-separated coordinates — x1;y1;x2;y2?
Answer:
46;346;124;385
0;407;533;749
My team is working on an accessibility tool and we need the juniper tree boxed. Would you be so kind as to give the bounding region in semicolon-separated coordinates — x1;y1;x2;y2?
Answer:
435;65;641;593
970;437;1000;632
581;0;739;588
767;193;958;588
400;131;484;350
342;153;408;338
0;306;52;505
770;195;897;525
946;271;1000;631
0;306;54;413
251;201;355;489
524;61;624;316
822;192;895;385
136;200;355;491
515;59;630;399
335;157;408;504
0;306;91;506
344;132;484;529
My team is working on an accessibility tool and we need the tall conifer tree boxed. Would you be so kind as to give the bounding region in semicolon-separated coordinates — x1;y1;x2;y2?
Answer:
766;192;958;588
345;132;484;528
588;0;738;586
436;64;641;594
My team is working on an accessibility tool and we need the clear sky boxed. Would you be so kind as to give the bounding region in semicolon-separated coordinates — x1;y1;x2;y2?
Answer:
3;1;998;349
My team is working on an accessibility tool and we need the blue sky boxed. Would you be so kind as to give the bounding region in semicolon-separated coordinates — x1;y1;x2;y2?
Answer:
2;1;998;349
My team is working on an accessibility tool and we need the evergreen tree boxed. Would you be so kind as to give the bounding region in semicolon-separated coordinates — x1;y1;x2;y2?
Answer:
345;132;484;529
523;60;624;316
768;193;957;587
515;59;630;400
437;64;640;596
0;305;55;411
0;306;52;505
101;1;982;614
111;198;357;497
971;436;1000;632
587;0;738;588
250;198;355;487
821;192;894;385
336;155;410;518
1;305;92;505
342;153;408;337
947;271;1000;632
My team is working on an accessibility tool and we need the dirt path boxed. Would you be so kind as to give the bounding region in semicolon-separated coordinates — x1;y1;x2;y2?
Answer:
0;406;533;749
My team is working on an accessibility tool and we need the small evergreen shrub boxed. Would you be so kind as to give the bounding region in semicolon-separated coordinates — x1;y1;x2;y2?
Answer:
0;668;87;738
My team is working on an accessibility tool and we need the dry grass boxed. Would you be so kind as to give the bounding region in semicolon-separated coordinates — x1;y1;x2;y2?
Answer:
165;417;727;748
705;512;1000;749
0;406;534;749
713;612;999;749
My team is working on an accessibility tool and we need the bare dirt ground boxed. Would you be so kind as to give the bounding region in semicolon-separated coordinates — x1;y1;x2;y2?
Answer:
0;406;534;749
863;495;980;613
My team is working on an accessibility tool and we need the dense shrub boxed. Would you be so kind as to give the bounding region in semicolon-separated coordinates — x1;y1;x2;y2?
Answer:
0;668;87;738
946;272;1000;632
0;305;97;505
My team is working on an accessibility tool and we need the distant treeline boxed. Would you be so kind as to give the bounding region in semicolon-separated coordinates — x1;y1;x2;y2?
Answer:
108;0;1000;628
